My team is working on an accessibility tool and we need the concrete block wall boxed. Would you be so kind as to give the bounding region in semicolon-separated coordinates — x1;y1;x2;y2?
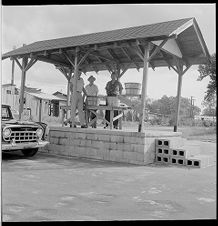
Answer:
43;127;183;165
155;138;215;168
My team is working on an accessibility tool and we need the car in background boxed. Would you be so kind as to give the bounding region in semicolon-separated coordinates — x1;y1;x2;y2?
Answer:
1;104;49;157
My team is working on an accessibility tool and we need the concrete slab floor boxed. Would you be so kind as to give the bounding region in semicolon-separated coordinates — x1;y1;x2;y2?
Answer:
1;141;216;221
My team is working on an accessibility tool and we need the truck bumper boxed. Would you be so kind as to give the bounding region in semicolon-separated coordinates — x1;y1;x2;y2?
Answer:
2;141;49;151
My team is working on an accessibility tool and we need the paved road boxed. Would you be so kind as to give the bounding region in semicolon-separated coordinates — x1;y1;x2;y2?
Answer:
1;142;216;221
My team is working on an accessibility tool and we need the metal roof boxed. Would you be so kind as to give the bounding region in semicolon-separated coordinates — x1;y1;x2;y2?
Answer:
26;91;66;101
2;17;210;73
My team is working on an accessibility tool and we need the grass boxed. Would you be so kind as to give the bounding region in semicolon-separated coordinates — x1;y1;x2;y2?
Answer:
178;126;216;142
122;121;216;142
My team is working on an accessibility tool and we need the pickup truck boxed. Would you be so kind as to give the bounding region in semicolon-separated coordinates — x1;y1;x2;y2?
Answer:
1;104;49;157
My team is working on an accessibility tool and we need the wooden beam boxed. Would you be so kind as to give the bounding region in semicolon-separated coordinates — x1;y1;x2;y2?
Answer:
24;58;38;71
136;43;156;70
90;50;112;72
14;58;22;70
63;51;75;69
173;63;191;132
73;39;164;53
70;52;79;127
85;51;116;63
174;64;183;132
181;65;191;76
18;57;28;120
35;55;71;68
133;44;144;61
78;49;92;66
121;47;140;71
149;44;157;57
118;63;131;79
148;38;168;61
11;57;15;85
107;49;120;64
173;59;192;132
66;69;72;119
138;42;150;132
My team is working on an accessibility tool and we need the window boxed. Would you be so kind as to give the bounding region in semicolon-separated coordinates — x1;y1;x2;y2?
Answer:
1;105;13;120
6;90;11;94
48;100;59;117
52;100;59;117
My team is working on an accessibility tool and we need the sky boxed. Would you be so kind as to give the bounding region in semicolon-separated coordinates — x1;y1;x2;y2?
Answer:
1;4;216;112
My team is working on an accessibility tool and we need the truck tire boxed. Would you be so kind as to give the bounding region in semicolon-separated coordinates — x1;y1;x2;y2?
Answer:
21;148;38;157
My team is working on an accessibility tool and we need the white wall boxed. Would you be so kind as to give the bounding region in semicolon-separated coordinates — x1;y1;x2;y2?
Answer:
2;85;66;124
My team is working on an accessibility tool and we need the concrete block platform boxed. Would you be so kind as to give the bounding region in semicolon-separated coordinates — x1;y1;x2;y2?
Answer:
44;127;183;166
154;138;216;168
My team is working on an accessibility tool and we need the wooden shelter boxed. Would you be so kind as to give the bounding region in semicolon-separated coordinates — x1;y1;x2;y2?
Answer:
2;17;210;132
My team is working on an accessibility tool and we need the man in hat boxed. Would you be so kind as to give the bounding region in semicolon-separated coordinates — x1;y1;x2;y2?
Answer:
70;70;88;128
105;71;123;129
85;75;99;128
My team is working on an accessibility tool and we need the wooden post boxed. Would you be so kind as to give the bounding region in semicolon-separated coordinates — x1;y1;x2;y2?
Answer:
174;64;183;132
66;71;72;119
18;57;28;120
138;42;149;132
11;46;16;85
39;99;42;122
110;109;114;130
11;60;15;85
70;52;79;127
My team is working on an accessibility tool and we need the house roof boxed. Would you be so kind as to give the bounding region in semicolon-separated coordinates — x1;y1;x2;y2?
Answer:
2;17;210;73
24;86;41;93
26;91;66;101
53;91;67;97
2;83;16;87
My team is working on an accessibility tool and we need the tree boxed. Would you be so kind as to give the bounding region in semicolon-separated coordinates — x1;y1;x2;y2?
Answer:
198;53;216;102
202;96;216;116
148;95;201;125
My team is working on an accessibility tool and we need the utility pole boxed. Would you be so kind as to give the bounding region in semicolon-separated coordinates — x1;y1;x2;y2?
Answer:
190;96;195;119
192;98;195;119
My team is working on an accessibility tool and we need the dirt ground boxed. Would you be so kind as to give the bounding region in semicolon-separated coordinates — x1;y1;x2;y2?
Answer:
1;140;216;221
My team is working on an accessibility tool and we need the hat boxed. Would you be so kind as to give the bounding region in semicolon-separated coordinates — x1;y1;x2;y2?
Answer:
88;75;96;81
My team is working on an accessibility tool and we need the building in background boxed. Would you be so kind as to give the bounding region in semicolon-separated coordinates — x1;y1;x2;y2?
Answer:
2;84;67;124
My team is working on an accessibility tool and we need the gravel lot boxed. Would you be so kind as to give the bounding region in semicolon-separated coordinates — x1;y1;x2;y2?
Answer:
1;141;216;221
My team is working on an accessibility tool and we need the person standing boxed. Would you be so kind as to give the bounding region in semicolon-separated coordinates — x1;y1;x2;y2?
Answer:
70;70;88;128
105;72;123;129
85;75;99;128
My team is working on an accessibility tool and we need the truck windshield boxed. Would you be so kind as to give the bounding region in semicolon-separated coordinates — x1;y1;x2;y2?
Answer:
1;106;14;120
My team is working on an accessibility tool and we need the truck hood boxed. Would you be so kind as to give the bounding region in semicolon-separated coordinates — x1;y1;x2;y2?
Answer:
2;119;39;128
